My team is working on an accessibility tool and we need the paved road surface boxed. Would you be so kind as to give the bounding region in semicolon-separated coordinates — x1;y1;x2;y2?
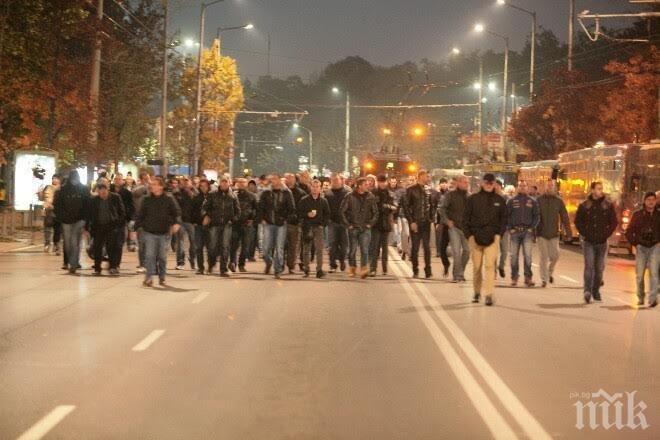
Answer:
0;243;657;439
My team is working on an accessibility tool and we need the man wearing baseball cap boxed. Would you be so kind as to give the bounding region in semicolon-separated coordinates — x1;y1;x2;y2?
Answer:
464;173;508;306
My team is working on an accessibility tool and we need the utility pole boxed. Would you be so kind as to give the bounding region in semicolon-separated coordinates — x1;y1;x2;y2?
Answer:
478;57;484;155
511;82;516;115
501;37;509;162
344;93;350;175
530;11;536;99
159;0;169;176
89;0;103;182
568;0;575;71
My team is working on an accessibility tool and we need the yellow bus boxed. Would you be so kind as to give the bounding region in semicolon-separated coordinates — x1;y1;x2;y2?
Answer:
463;162;520;193
557;142;660;251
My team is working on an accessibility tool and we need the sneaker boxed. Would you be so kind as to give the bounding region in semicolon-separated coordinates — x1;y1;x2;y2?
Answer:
485;296;493;306
207;268;214;274
329;267;337;273
316;271;326;279
109;268;119;276
136;267;146;274
382;269;388;276
593;296;602;303
360;267;369;279
44;244;50;253
348;266;356;278
472;293;481;303
549;275;554;284
238;266;247;273
143;279;153;287
368;270;376;277
175;264;185;270
68;267;77;275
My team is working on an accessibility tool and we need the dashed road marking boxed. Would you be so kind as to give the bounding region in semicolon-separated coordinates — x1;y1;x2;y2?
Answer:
192;291;210;304
559;275;579;284
132;329;165;352
16;405;76;440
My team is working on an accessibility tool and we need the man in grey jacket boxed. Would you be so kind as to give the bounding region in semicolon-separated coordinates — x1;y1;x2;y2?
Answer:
536;181;572;287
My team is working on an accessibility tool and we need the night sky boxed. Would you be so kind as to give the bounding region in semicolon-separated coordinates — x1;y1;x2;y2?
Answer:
170;0;636;80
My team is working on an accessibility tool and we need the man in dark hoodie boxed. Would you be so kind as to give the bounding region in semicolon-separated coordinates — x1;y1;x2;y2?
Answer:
625;191;658;307
203;176;240;277
258;173;295;279
464;173;507;306
298;179;330;278
325;173;350;272
53;170;91;274
574;181;618;304
341;177;378;279
369;174;396;276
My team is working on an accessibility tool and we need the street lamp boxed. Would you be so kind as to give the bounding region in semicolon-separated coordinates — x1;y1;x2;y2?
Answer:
496;0;537;99
451;47;461;55
332;87;350;175
474;22;509;161
216;23;254;39
193;0;225;176
293;124;313;170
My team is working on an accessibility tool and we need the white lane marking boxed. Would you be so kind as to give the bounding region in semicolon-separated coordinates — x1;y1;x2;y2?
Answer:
9;245;41;252
16;405;76;440
390;249;552;440
559;275;579;284
192;291;210;304
388;261;518;439
132;329;165;352
531;263;539;268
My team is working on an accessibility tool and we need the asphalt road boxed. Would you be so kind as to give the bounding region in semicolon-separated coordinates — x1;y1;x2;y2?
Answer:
0;242;657;439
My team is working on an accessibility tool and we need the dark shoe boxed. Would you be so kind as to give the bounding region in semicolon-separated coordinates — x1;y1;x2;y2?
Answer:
368;269;376;277
593;296;602;303
265;263;272;275
443;265;450;278
498;268;505;278
316;271;326;279
549;275;554;284
584;291;592;304
109;268;119;276
274;272;281;279
649;300;658;308
248;257;256;262
143;279;153;287
61;264;68;270
382;269;388;276
93;269;102;276
541;281;547;288
637;299;644;306
196;268;205;275
299;263;304;271
220;272;230;278
329;267;337;273
206;268;214;274
340;261;346;271
68;267;77;275
239;266;247;273
412;271;419;279
159;279;167;286
485;296;493;306
303;270;310;278
425;270;433;279
228;262;236;272
510;278;518;287
472;293;481;303
288;268;296;275
524;277;535;287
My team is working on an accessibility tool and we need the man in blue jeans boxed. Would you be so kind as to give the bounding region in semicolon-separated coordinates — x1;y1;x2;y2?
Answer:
625;192;659;307
340;177;378;279
506;180;539;287
53;170;90;274
135;177;181;287
258;174;295;279
575;182;618;303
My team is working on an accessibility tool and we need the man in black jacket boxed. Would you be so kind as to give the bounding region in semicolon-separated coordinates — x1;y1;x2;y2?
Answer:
171;177;196;270
404;169;436;278
191;179;212;274
440;175;470;282
433;178;451;275
341;177;378;279
464;173;507;306
298;179;330;278
625;192;658;307
53;170;91;274
110;173;134;263
258;173;295;278
574;181;618;303
135;177;181;287
284;173;307;274
230;177;258;272
370;175;396;276
88;183;126;275
203;176;240;277
325;173;350;272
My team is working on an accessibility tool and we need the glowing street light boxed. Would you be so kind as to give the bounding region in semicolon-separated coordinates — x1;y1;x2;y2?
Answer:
474;23;485;33
332;86;340;94
473;82;482;90
488;81;497;91
412;126;425;137
451;47;461;55
382;128;392;136
184;38;196;48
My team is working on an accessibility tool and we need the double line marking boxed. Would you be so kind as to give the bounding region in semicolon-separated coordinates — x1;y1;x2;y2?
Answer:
388;249;551;440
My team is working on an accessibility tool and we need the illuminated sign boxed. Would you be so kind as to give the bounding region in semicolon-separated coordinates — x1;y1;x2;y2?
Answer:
13;151;57;211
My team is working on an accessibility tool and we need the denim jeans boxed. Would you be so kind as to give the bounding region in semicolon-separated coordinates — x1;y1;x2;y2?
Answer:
327;222;348;269
448;227;470;280
635;244;659;304
231;224;254;268
348;227;371;268
263;223;287;274
62;220;85;269
176;222;196;267
302;225;325;273
143;231;170;282
510;229;534;280
410;221;432;274
582;240;607;298
209;224;232;273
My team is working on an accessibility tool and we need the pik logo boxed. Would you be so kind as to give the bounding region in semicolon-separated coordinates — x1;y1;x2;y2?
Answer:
573;389;650;430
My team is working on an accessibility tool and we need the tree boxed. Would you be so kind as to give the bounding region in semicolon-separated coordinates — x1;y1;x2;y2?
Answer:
178;40;243;171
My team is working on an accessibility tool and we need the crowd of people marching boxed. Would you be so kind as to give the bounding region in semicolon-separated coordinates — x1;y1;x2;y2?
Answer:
39;167;658;308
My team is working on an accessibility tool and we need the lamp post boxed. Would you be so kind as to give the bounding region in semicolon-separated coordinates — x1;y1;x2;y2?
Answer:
293;123;313;172
496;0;536;99
475;23;509;161
193;0;224;177
332;87;350;175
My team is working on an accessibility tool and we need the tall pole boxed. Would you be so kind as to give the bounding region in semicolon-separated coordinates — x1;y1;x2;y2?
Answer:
193;4;206;176
511;82;516;114
159;0;169;176
530;12;536;99
267;33;271;76
501;37;509;161
308;130;313;172
344;93;350;175
478;57;484;155
568;0;575;71
89;0;103;182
